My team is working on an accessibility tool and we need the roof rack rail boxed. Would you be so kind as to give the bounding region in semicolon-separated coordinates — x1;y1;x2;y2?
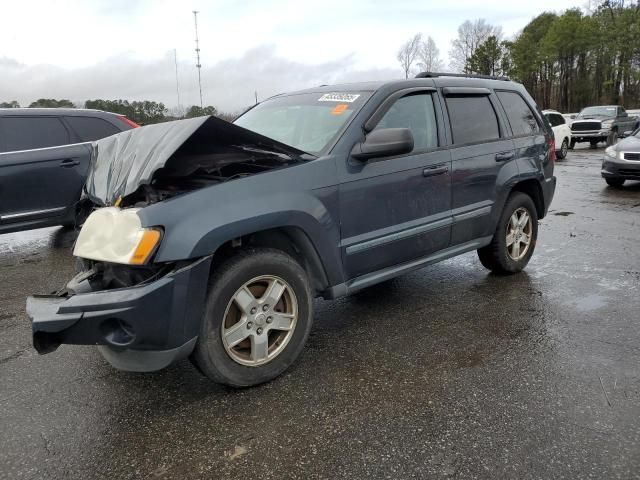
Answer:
415;71;510;81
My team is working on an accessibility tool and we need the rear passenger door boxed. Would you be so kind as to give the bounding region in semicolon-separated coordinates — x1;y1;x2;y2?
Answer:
338;90;452;280
0;116;89;223
443;88;517;246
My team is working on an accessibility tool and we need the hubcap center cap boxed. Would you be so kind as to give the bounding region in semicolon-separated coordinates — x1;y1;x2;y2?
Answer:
255;313;266;326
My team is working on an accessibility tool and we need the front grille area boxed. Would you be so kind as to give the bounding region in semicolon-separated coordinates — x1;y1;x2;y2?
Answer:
623;152;640;161
571;121;601;131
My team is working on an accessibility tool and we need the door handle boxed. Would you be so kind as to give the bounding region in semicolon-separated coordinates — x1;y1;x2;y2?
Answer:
423;165;449;177
60;159;80;167
495;152;514;162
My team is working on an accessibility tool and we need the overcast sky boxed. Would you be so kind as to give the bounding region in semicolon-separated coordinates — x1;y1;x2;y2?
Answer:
1;0;586;112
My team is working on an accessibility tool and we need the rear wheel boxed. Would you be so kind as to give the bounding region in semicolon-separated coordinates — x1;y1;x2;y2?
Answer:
557;139;569;159
477;192;538;274
190;248;313;387
605;178;625;188
589;139;600;148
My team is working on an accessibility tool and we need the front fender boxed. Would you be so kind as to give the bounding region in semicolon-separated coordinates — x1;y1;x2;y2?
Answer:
137;159;344;285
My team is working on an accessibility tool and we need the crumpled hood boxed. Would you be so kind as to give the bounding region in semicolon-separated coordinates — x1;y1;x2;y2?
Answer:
85;115;308;205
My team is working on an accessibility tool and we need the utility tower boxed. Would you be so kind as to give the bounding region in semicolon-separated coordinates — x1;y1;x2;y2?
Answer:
193;10;203;108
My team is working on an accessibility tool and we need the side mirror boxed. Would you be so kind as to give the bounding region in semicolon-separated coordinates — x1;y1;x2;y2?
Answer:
351;128;414;161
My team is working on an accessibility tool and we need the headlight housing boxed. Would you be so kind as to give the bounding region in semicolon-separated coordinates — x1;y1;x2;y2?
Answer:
601;120;613;129
73;207;161;265
604;146;619;160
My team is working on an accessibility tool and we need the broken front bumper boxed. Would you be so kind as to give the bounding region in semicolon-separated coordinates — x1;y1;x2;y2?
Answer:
26;256;211;372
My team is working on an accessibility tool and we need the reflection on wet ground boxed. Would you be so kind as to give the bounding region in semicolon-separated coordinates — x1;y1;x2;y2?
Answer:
1;147;639;479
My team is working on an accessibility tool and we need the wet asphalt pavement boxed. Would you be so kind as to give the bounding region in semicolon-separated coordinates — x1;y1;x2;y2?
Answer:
1;146;640;479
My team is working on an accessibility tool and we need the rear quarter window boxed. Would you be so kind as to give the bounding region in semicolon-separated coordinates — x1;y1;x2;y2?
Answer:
65;116;120;142
445;95;500;145
1;116;70;152
496;91;541;136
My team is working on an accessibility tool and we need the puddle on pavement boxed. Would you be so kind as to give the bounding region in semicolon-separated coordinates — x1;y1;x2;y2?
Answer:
553;211;575;216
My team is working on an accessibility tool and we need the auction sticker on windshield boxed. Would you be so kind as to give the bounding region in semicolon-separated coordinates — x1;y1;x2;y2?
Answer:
318;93;361;103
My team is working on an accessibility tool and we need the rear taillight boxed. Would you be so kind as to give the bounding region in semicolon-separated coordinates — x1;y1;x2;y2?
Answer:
118;116;140;129
548;137;556;163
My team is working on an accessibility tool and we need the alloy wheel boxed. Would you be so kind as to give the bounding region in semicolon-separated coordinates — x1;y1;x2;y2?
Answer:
221;275;298;366
506;207;533;261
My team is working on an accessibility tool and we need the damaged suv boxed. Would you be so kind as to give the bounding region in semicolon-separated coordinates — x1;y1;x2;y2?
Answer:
27;74;556;387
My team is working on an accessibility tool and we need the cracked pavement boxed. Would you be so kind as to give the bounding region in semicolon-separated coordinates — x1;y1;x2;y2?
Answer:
1;146;639;479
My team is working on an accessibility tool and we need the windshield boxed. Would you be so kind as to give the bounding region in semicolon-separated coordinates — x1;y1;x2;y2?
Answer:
235;92;371;154
579;106;616;117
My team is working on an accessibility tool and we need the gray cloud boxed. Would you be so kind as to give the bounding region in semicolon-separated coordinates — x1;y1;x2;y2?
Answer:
0;46;400;113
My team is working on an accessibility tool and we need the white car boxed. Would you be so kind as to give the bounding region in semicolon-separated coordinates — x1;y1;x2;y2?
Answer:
543;109;572;159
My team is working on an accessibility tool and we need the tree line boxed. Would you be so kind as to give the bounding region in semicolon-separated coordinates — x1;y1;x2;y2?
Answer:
398;1;640;112
0;98;237;124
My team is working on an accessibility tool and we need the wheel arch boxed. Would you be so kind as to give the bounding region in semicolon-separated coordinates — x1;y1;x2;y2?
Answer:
211;226;333;297
509;179;545;220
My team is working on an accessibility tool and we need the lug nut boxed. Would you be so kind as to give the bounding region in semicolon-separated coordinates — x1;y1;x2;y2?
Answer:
257;327;263;334
262;304;269;311
247;322;253;329
266;316;273;324
250;307;257;314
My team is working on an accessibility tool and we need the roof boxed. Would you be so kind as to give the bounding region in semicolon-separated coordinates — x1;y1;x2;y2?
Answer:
0;108;121;117
267;75;524;102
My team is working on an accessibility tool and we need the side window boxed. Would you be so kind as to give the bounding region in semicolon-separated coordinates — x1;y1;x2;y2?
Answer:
544;114;556;127
2;117;70;152
65;116;120;142
496;91;540;136
554;114;566;126
374;93;438;151
445;95;500;145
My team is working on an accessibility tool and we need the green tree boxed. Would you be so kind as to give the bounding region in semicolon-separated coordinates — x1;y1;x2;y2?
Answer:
0;100;20;108
84;99;167;125
185;105;218;118
466;36;505;76
28;98;75;108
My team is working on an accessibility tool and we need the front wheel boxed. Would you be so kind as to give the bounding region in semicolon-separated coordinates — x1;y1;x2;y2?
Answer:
557;139;569;159
569;138;576;150
191;248;313;387
606;130;618;146
477;192;538;274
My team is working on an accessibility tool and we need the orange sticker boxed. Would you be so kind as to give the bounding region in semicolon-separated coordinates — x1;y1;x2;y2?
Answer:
331;104;348;115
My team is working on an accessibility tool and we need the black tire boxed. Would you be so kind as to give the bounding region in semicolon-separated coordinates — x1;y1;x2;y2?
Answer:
589;139;599;148
557;138;568;159
477;192;538;275
606;129;618;146
605;178;625;188
190;248;313;387
569;138;576;150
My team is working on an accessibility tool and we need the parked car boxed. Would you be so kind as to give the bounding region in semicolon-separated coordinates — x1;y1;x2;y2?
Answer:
601;128;640;187
0;108;138;234
570;105;637;148
543;109;572;159
27;73;556;387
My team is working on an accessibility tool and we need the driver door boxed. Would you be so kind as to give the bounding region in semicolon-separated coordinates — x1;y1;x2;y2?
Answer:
337;90;452;280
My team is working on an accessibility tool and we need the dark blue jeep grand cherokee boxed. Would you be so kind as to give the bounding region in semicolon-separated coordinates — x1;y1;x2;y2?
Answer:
27;73;556;387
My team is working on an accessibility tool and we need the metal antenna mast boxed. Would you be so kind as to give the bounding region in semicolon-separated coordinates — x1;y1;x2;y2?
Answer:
174;49;181;111
193;10;203;108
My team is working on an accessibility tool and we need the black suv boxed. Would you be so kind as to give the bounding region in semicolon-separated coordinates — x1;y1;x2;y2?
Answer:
27;74;556;387
0;108;137;234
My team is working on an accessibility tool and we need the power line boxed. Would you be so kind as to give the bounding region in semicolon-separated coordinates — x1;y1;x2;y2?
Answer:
193;10;203;108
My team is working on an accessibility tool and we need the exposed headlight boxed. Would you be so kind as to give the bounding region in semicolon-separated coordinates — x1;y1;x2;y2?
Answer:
73;207;161;265
604;146;618;160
